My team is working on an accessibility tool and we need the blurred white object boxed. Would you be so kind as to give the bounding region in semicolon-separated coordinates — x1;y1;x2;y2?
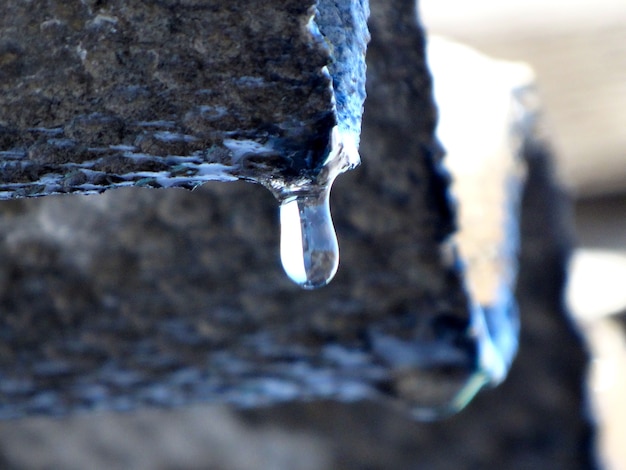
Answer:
0;406;331;470
567;249;626;321
586;319;626;470
421;0;626;34
421;0;626;197
427;37;536;386
428;36;532;307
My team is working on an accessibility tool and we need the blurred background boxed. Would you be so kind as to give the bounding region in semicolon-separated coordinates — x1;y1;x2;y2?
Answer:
421;0;626;467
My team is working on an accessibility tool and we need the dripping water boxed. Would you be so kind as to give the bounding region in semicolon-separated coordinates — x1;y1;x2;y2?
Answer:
269;127;359;290
279;187;338;289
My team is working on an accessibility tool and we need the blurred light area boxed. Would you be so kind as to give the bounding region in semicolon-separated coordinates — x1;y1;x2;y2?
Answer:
421;4;626;467
421;0;626;197
586;321;626;470
420;0;626;34
572;194;626;321
427;37;532;180
567;249;626;321
427;37;527;398
426;36;530;307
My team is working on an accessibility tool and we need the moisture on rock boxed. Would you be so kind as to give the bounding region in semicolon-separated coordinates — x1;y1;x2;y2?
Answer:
0;0;369;197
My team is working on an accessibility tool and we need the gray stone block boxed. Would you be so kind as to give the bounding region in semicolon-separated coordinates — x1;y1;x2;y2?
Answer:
0;0;368;196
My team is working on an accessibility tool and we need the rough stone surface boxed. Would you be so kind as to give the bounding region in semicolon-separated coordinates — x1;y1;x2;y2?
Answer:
0;0;369;197
0;90;596;470
0;0;489;419
0;0;595;468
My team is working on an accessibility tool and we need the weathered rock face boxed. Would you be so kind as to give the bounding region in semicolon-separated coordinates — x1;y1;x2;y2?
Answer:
0;0;491;419
0;0;369;196
0;134;596;468
0;0;595;468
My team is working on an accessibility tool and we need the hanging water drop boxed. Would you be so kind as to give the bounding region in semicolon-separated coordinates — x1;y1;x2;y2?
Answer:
279;188;339;290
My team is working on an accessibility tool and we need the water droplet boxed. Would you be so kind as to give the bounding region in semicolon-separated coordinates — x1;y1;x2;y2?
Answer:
279;188;339;289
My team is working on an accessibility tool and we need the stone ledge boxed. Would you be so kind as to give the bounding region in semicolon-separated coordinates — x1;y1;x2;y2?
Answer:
0;0;369;197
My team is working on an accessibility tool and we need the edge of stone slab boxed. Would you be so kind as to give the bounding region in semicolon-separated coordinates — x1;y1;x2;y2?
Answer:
0;1;370;199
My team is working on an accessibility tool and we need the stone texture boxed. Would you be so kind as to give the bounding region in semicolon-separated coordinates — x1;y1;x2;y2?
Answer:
0;0;595;468
0;0;493;419
0;0;369;197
